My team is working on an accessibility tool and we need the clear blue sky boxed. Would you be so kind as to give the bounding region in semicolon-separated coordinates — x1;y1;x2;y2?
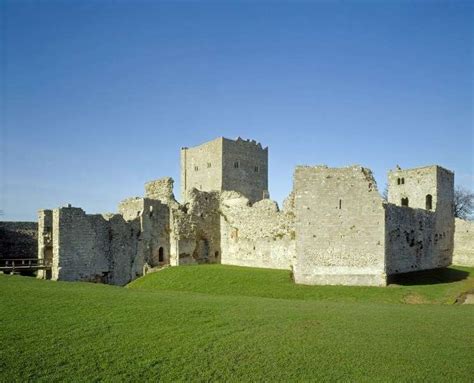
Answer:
1;0;472;221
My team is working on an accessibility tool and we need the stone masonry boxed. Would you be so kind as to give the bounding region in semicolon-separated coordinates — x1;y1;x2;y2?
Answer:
36;137;464;286
453;218;474;267
181;137;268;204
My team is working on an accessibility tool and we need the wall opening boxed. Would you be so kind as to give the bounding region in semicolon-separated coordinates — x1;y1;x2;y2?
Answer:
426;194;433;210
397;178;401;185
196;239;209;260
339;199;342;209
401;197;409;207
234;161;239;168
158;247;164;263
401;178;405;184
214;251;219;259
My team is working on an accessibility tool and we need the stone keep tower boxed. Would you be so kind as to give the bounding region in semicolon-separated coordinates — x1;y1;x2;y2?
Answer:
181;137;268;203
387;165;454;215
387;165;455;267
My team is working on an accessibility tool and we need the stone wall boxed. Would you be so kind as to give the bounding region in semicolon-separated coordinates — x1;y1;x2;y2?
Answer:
170;188;221;266
51;207;115;283
293;166;387;286
453;218;474;267
219;191;295;270
46;196;172;285
180;138;223;201
145;177;177;204
0;221;38;259
221;138;269;203
37;210;53;279
385;206;440;273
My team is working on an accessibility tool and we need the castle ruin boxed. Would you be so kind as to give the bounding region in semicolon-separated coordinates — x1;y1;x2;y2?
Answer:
37;137;455;286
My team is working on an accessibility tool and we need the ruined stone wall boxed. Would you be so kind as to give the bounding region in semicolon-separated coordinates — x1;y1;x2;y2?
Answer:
118;197;171;277
453;218;474;267
145;177;177;205
44;196;172;285
51;207;114;283
219;192;295;270
221;138;268;204
0;221;38;259
293;166;386;286
180;138;223;201
170;188;221;266
37;210;53;279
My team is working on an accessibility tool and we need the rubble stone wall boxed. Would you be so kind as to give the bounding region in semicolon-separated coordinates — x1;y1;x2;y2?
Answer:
293;166;387;286
51;207;114;283
453;218;474;267
219;192;295;270
171;189;221;266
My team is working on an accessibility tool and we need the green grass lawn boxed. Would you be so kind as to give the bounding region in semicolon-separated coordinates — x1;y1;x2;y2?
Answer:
1;265;473;382
129;264;474;304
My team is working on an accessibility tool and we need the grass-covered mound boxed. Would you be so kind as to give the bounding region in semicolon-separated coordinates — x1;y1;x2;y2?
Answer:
0;266;472;382
128;264;474;304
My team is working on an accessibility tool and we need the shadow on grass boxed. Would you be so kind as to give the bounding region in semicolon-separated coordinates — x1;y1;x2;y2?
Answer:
388;268;470;286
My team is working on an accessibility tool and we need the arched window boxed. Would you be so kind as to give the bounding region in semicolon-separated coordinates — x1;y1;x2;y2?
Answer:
401;178;405;184
158;247;164;262
397;178;401;185
426;194;433;210
401;197;409;207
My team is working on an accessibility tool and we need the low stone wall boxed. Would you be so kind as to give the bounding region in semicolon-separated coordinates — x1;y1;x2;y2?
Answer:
0;221;38;259
453;218;474;267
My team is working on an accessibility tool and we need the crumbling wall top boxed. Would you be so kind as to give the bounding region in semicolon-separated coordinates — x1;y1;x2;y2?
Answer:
145;177;176;203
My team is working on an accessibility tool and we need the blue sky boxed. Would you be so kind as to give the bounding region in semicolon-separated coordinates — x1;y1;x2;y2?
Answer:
1;0;472;221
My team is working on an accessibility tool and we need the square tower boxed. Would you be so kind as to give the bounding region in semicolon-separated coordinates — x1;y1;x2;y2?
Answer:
180;137;268;203
387;165;454;216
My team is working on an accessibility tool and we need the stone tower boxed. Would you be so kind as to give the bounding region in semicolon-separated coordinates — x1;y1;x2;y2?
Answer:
180;137;268;203
387;165;454;215
387;165;455;269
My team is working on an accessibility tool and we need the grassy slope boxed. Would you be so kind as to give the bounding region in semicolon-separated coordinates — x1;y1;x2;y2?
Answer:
0;267;472;382
128;264;474;304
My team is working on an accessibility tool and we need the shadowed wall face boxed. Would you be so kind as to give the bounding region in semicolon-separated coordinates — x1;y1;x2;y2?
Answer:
0;222;38;259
